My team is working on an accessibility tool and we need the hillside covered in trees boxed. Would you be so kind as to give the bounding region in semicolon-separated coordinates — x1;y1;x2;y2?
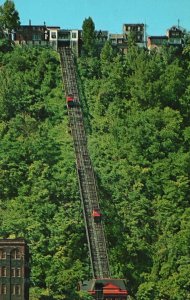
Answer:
0;29;190;300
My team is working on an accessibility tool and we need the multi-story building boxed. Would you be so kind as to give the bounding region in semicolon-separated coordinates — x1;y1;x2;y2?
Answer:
123;23;145;46
48;27;68;50
0;238;29;300
147;26;184;50
14;22;49;47
109;33;129;53
147;35;168;50
95;30;108;43
14;22;82;55
108;23;145;52
109;33;125;45
167;25;184;45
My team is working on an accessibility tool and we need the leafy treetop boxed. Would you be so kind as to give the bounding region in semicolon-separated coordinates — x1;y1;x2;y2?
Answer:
82;17;96;57
0;0;20;36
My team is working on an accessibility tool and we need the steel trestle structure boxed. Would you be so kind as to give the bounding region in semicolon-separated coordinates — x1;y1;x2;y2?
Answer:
59;47;110;279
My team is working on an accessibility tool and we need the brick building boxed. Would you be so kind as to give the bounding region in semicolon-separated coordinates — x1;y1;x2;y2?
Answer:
0;239;29;300
14;23;49;47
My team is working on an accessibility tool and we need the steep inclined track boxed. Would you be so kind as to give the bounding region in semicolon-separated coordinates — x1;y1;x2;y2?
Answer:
59;47;110;279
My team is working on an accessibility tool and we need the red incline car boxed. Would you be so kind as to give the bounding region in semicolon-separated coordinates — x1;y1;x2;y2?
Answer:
66;95;79;108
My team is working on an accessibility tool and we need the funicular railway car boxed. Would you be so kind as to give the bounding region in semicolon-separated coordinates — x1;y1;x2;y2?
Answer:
66;95;79;108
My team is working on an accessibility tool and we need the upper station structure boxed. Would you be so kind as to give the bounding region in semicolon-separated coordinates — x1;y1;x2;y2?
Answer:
10;22;185;55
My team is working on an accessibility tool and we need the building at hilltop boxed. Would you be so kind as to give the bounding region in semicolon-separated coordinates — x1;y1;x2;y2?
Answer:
13;21;108;55
11;21;186;55
147;35;168;50
123;23;145;45
167;25;184;46
147;26;185;50
109;23;146;53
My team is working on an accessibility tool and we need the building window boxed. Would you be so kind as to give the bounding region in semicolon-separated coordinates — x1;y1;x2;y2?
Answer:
71;41;77;47
11;285;15;295
58;32;70;40
1;284;7;294
1;267;6;277
16;268;21;277
32;34;41;41
72;32;77;39
11;248;21;260
51;32;56;39
11;285;21;295
110;39;117;44
15;285;21;295
11;268;16;277
11;268;21;277
137;35;141;41
0;249;6;259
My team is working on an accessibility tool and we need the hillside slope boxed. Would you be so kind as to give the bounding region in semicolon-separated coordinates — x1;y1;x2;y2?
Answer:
0;44;190;299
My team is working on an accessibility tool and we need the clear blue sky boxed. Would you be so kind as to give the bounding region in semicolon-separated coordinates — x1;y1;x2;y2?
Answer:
1;0;190;36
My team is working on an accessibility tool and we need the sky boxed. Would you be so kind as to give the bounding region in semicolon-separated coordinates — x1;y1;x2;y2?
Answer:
1;0;190;36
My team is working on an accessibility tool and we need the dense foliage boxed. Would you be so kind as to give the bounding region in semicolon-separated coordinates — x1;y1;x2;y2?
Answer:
0;41;190;300
0;47;89;300
77;43;190;299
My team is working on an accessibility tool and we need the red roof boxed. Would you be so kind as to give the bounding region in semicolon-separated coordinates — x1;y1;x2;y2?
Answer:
89;282;128;295
103;283;128;295
66;96;74;102
92;210;101;217
82;278;128;298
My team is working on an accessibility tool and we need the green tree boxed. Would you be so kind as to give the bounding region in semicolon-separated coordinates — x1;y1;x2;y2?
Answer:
0;47;86;299
0;0;20;38
77;42;190;299
100;40;117;76
82;17;96;56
